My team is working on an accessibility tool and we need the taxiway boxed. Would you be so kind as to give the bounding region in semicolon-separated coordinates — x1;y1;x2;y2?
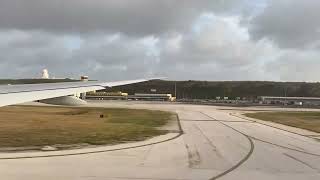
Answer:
0;101;319;180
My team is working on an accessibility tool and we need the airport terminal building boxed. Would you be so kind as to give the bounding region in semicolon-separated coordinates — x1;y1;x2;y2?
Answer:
260;96;320;106
86;92;175;101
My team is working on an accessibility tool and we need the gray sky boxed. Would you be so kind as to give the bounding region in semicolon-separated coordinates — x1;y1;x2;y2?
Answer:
0;0;319;81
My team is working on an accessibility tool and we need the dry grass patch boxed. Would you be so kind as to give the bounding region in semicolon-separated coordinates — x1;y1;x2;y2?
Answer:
245;111;320;133
0;106;174;148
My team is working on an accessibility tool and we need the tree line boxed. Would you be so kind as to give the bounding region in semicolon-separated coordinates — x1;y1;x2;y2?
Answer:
107;80;320;100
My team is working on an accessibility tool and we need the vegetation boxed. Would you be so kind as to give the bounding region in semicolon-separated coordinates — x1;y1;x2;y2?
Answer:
245;111;320;133
3;79;320;100
107;80;320;99
0;106;173;147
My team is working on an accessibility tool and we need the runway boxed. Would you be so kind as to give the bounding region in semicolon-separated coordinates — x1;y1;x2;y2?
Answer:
0;101;320;180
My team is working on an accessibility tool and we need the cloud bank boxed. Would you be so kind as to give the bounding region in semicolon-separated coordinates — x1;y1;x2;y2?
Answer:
0;0;319;81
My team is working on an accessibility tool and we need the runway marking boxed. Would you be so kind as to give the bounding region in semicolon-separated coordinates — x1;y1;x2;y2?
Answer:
227;114;320;157
251;137;320;157
230;113;320;141
200;111;320;179
307;135;320;137
288;143;307;151
283;153;320;172
189;111;320;163
83;176;190;180
180;119;253;123
198;112;255;180
218;109;275;112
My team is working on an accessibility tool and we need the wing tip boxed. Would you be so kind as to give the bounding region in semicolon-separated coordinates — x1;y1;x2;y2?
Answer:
147;77;167;80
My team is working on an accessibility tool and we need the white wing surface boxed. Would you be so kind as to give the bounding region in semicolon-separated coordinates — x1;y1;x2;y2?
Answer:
0;78;154;107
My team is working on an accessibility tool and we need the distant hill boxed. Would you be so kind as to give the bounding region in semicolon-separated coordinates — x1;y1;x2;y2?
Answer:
3;79;320;100
107;80;320;100
0;79;80;85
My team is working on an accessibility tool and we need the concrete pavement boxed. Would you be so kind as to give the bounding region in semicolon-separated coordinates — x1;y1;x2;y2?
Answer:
0;101;319;180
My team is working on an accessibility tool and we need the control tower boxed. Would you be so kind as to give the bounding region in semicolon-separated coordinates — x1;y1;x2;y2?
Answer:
41;69;49;79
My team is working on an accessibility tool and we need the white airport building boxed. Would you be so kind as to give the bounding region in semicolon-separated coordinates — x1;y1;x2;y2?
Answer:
260;96;320;106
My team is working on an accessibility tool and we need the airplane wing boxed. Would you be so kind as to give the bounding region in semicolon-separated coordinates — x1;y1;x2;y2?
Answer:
0;78;157;107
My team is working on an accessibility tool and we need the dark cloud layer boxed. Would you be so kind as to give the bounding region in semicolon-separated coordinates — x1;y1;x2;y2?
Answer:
249;0;320;49
0;0;319;81
0;0;245;36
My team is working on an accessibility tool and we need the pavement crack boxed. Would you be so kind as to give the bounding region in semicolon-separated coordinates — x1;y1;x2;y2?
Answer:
139;144;154;166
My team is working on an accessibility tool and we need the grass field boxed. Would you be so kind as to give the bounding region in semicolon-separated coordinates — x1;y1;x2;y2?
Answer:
0;106;174;148
245;111;320;133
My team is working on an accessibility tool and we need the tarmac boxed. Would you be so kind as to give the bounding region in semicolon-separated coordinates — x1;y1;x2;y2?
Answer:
0;101;320;180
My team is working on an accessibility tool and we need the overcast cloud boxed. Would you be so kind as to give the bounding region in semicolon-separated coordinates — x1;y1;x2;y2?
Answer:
0;0;319;81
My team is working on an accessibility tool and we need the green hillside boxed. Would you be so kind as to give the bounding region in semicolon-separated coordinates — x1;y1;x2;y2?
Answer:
2;79;320;100
107;80;320;100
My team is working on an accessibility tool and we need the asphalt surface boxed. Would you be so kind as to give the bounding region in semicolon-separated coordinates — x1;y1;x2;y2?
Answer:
0;101;320;180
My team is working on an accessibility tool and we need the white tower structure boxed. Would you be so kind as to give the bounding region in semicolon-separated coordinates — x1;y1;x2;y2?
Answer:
42;69;49;79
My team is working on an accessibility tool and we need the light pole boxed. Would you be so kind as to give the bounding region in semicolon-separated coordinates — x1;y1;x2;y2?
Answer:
175;81;177;99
